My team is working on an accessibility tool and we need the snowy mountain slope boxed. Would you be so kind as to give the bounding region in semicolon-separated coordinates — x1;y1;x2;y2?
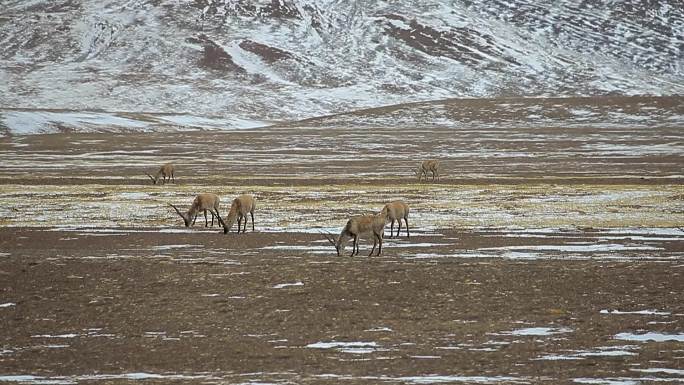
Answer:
0;0;682;123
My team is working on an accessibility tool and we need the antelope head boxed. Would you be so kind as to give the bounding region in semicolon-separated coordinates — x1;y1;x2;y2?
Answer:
145;172;158;185
169;203;191;227
322;231;342;257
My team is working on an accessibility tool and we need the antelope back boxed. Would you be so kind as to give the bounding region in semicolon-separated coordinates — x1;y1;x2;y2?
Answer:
195;193;220;210
160;163;174;176
347;215;374;235
385;201;409;219
235;194;256;214
350;211;386;235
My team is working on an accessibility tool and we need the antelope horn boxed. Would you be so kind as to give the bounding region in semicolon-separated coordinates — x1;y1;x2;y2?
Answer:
320;231;337;247
145;173;156;183
216;214;226;228
168;203;185;218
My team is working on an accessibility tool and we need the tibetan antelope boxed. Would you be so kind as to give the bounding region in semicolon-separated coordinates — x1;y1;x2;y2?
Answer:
222;194;257;234
384;201;410;238
146;163;175;185
323;206;388;257
415;159;440;182
169;193;222;227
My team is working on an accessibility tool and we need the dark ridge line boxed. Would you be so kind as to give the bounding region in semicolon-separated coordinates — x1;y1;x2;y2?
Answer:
274;94;684;127
1;94;681;132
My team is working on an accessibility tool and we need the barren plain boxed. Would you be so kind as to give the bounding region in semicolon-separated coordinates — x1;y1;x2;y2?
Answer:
0;97;683;384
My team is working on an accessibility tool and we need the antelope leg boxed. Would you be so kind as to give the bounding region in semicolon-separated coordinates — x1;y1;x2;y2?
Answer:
377;233;383;256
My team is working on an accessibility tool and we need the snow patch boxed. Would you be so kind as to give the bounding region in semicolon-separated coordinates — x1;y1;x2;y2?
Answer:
614;332;684;342
272;282;304;289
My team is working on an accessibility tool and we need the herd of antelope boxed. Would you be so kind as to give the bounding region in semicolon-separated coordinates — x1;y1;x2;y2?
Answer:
153;159;440;257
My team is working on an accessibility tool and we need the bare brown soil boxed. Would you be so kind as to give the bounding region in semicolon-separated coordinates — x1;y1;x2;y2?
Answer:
1;227;683;385
0;103;683;384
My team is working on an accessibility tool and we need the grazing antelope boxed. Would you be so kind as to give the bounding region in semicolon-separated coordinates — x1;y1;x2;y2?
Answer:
222;194;257;234
415;159;440;182
146;163;175;185
384;201;410;238
169;193;223;228
323;206;388;257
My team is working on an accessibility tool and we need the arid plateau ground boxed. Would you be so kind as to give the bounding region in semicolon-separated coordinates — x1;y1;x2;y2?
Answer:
0;97;683;384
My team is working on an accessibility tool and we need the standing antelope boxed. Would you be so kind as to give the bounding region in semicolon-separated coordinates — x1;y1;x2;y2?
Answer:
146;163;175;185
384;201;410;238
169;193;222;228
415;159;440;182
222;194;257;234
323;206;388;257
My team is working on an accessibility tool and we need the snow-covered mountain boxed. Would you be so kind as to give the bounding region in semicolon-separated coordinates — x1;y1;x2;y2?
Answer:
0;0;682;122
